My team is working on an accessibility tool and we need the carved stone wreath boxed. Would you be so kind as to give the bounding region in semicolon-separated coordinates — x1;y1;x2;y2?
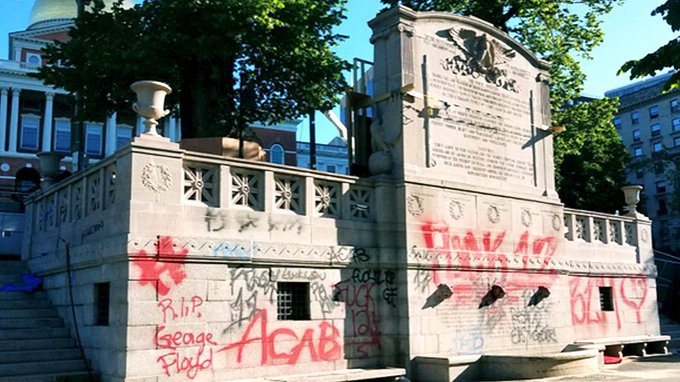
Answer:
487;205;500;224
142;163;173;193
407;195;424;217
520;209;532;228
641;228;649;243
449;200;463;220
552;214;562;231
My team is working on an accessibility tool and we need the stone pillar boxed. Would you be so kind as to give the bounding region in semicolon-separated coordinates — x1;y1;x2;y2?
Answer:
105;112;117;156
176;118;182;141
8;88;20;154
0;87;8;152
42;92;54;152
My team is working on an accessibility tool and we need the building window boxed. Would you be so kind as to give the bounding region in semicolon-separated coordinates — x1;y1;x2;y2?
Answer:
25;53;42;66
326;164;336;173
54;118;71;152
277;282;310;320
633;147;643;157
599;287;614;311
653;142;663;152
673;119;680;132
19;114;40;151
658;199;669;216
655;162;664;174
650;105;659;118
85;123;103;156
675;137;680;147
613;117;622;129
636;169;644;179
269;144;284;165
94;282;110;326
651;124;661;137
116;125;133;149
631;112;639;125
633;129;641;142
672;99;679;113
657;181;667;193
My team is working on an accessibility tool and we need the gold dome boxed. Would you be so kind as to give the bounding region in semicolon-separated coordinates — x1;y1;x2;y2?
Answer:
29;0;134;28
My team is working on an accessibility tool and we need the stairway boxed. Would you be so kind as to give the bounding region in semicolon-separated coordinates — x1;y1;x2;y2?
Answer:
660;313;680;351
0;260;91;382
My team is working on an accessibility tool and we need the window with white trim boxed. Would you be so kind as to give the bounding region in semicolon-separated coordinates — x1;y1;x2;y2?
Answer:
19;114;40;151
54;118;71;152
85;123;103;156
269;144;284;164
116;125;133;149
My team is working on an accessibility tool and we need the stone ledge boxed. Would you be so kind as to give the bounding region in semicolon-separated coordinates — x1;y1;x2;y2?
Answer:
229;368;406;382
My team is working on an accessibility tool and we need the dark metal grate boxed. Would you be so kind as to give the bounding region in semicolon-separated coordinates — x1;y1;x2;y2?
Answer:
277;282;310;320
599;286;614;311
95;282;110;326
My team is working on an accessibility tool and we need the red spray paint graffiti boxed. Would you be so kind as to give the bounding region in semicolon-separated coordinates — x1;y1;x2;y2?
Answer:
154;295;215;379
569;277;620;329
569;276;648;330
219;309;341;365
419;222;559;302
132;236;188;295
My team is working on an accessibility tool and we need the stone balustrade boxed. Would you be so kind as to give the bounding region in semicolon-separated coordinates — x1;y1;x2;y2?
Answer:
23;141;380;266
563;207;654;267
179;151;374;221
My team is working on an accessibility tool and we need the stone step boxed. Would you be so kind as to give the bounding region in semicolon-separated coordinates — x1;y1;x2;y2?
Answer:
0;371;92;382
0;261;29;273
0;298;51;309
0;308;58;319
0;327;68;340
0;274;24;283
0;359;87;378
0;291;46;300
0;317;63;329
0;337;75;352
0;348;82;364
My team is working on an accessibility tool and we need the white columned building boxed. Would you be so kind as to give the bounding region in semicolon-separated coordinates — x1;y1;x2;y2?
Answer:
8;88;20;154
0;87;8;152
41;92;54;151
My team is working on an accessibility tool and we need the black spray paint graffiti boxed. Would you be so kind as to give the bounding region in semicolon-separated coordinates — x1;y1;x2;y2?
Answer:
331;248;399;359
205;208;304;234
224;267;337;332
509;289;557;346
328;247;370;264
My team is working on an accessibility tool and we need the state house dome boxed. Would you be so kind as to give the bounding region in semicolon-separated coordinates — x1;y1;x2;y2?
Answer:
29;0;134;29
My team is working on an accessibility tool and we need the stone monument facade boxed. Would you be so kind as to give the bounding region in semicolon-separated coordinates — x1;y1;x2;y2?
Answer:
20;6;664;382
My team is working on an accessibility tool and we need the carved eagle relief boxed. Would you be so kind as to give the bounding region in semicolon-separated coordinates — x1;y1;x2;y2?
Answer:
447;27;516;73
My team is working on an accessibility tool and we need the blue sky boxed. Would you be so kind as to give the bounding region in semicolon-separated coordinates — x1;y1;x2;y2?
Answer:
0;0;677;143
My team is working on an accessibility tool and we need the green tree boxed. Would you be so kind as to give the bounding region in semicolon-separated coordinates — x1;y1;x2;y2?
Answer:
619;0;680;91
35;0;350;139
381;0;630;212
553;98;629;212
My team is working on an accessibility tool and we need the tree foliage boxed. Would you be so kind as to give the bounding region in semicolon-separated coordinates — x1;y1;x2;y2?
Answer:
35;0;350;138
553;98;629;212
619;0;680;92
380;0;620;107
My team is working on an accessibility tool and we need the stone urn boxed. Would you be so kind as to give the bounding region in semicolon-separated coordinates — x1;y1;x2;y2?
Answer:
37;151;64;187
130;80;172;136
621;184;643;217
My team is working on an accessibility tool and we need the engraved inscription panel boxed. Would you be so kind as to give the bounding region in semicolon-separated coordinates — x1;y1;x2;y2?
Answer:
418;26;541;187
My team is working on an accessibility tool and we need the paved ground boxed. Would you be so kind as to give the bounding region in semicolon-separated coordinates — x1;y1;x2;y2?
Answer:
501;352;680;381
